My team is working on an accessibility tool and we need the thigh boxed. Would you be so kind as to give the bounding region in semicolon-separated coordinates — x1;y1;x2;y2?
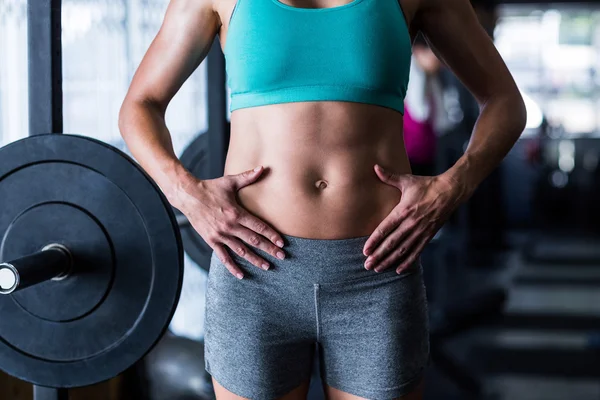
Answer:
204;252;315;399
323;378;424;400
213;376;313;400
317;261;430;400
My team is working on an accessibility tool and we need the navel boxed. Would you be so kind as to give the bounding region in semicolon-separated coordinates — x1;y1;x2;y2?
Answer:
315;179;328;190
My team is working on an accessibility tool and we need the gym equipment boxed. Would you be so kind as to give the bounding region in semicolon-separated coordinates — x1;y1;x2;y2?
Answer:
143;333;212;400
422;231;508;396
2;0;228;399
531;137;600;235
0;1;185;398
523;235;600;265
513;259;600;287
0;134;184;389
470;245;600;381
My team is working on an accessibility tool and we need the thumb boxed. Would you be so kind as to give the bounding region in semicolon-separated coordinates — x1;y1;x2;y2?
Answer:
374;164;404;189
230;166;264;190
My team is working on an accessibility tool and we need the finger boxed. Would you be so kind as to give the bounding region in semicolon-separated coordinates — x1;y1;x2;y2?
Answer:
395;234;432;274
374;164;403;189
364;218;417;270
231;225;286;262
212;243;245;279
237;211;286;250
229;166;264;191
371;226;423;273
222;236;271;271
363;209;408;256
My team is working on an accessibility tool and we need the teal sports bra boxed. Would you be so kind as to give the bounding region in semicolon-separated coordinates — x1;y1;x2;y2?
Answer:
223;0;412;114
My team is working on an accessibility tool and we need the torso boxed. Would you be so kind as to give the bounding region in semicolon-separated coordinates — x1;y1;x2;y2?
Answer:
216;0;419;239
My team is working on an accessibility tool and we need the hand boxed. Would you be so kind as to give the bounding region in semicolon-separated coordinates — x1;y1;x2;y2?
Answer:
362;164;465;274
179;166;285;279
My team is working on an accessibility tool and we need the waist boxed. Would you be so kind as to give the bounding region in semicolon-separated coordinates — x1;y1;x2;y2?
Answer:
235;179;402;238
225;102;410;238
222;232;422;284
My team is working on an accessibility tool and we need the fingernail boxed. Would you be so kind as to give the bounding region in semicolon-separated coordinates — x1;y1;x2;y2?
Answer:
254;166;262;172
236;272;244;279
374;266;381;273
365;260;372;270
262;263;270;270
276;240;284;248
277;251;285;260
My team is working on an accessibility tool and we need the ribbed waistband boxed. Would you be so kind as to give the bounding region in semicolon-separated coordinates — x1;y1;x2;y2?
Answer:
230;86;405;114
226;232;420;283
281;232;371;252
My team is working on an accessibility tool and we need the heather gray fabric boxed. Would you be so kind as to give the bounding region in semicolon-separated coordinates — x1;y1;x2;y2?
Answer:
204;233;430;400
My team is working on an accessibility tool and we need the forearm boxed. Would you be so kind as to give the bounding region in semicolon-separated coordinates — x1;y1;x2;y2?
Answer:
442;91;527;201
118;99;197;209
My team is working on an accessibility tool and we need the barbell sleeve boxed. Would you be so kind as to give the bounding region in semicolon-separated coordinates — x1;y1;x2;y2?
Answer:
0;244;72;295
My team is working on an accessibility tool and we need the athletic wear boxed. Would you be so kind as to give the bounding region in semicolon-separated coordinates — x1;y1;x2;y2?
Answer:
224;0;412;114
204;233;430;399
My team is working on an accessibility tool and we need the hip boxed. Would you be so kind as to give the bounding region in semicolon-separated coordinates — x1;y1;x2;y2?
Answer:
205;233;429;346
207;232;424;287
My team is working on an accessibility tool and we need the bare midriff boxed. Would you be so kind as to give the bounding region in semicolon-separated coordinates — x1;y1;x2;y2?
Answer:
226;101;411;240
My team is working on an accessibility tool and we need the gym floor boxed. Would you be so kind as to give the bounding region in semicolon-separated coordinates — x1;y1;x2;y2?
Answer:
422;232;600;400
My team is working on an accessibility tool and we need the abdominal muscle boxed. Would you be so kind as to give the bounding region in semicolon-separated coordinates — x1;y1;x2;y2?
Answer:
225;101;412;239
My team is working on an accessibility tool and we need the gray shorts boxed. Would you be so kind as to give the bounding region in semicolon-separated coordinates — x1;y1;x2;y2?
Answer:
204;233;430;399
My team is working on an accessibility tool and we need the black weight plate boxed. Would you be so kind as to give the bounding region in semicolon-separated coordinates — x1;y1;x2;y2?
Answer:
6;202;113;322
177;133;212;271
0;134;183;388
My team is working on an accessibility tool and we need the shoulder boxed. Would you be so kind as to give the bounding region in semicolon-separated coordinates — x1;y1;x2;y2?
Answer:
408;0;475;38
412;0;473;23
167;0;215;13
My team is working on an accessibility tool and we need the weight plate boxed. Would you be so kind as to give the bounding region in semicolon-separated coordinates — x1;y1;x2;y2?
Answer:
0;134;183;388
177;133;213;271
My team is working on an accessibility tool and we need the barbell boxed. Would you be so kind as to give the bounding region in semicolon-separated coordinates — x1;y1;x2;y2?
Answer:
0;133;184;389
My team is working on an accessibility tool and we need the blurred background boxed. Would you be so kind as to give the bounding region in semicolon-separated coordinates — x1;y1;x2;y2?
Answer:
2;0;600;399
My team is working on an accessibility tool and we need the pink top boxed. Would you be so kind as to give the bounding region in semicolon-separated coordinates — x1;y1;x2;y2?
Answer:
403;104;436;165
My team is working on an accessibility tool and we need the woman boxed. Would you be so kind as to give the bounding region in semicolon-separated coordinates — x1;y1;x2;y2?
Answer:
119;0;526;398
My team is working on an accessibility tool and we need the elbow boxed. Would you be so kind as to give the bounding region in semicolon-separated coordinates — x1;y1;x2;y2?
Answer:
483;88;527;139
118;95;138;142
118;95;165;142
117;101;130;141
512;90;528;137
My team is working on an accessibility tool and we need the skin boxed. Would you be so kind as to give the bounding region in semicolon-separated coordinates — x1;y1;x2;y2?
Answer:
118;0;526;398
413;43;441;75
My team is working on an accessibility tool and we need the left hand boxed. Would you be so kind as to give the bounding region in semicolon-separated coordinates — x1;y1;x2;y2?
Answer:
363;164;465;274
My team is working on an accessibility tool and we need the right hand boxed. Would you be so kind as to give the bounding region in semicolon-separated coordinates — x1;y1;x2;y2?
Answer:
180;166;286;279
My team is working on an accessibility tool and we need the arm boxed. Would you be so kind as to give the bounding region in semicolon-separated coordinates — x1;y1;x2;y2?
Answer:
118;0;219;208
416;0;526;200
363;0;526;272
119;0;285;278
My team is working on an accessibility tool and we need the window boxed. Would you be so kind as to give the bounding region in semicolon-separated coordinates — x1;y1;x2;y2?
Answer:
62;0;208;156
0;0;28;145
496;5;600;137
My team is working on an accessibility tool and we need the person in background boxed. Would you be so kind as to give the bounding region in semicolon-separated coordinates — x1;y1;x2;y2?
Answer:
404;34;451;176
